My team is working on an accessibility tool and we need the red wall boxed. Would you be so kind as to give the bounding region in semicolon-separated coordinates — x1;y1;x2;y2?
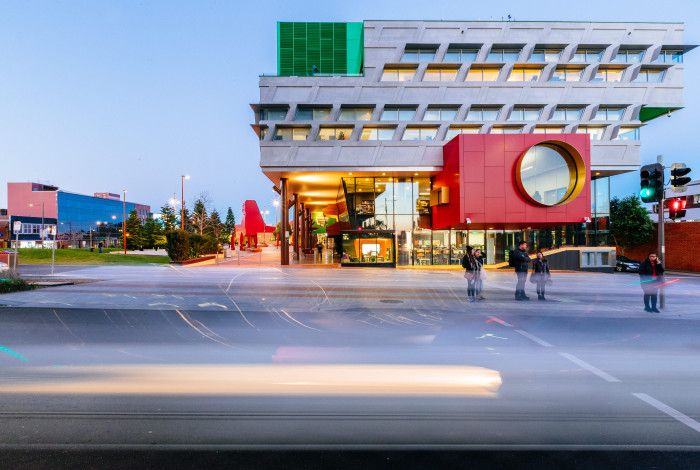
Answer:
7;183;59;219
619;222;700;272
432;134;591;230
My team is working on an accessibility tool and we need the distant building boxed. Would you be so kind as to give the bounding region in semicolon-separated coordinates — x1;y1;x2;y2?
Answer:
7;182;151;248
0;209;9;248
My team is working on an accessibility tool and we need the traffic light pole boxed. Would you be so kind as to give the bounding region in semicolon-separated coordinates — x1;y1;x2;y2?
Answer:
657;154;665;310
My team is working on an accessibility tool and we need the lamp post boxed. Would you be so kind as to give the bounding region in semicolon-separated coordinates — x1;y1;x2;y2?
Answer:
272;199;280;246
181;175;190;230
123;190;127;255
110;215;117;247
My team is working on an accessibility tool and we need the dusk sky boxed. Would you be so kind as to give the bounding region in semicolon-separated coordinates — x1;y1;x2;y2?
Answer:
1;0;698;220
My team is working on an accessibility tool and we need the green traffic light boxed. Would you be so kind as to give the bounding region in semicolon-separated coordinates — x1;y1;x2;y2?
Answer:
640;188;653;198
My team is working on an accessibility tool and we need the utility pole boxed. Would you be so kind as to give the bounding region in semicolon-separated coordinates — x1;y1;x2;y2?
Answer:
657;154;665;310
123;190;127;255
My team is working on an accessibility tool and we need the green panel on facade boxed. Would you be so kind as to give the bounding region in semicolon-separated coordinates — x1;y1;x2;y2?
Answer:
277;22;363;76
639;106;681;122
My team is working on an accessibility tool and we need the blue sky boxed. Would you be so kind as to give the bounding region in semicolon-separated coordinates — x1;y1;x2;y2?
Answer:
1;0;698;220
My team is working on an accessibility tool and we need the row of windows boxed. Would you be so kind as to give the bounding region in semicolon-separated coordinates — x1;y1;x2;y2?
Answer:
379;64;665;83
262;105;631;123
400;44;684;64
263;124;640;142
17;223;57;235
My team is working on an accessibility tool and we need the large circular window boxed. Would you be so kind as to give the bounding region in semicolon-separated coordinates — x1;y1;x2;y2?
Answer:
516;143;584;206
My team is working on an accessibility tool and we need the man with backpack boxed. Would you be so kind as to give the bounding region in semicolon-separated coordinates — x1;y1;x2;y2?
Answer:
510;240;531;301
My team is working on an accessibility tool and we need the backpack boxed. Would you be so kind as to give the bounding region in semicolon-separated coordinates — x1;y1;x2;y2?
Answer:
508;250;517;268
461;254;470;270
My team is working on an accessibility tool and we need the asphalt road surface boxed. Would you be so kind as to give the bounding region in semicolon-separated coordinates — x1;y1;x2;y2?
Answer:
1;264;700;460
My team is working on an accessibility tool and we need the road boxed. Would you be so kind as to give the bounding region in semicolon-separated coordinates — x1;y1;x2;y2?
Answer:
1;263;700;456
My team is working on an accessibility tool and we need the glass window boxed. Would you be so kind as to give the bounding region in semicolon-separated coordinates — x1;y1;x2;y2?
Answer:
273;127;309;141
633;68;665;83
465;66;501;81
533;126;564;134
509;107;542;121
260;108;288;120
594;107;625;121
487;48;521;62
445;126;481;140
466;107;500;121
592;177;611;216
518;144;576;206
380;107;416;121
295;107;331;121
576;125;605;140
531;48;561;62
318;127;353;141
613;49;645;63
381;67;417;81
423;107;458;121
401;47;436;62
490;126;523;134
551;106;584;121
339;107;373;121
508;67;542;82
444;48;479;62
615;126;640;140
360;127;395;141
571;48;604;63
423;67;459;81
550;67;583;82
593;67;624;82
655;49;683;63
259;127;268;140
402;127;439;141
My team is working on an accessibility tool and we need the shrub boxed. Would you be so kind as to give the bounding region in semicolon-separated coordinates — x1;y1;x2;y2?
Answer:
188;233;218;258
165;230;190;262
0;270;35;294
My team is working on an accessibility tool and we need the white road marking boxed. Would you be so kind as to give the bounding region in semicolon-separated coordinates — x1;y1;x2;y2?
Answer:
197;302;228;310
559;352;621;383
476;333;508;340
515;329;553;347
633;393;700;433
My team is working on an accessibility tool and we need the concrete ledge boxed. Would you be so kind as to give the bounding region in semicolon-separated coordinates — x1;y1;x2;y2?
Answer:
171;255;217;266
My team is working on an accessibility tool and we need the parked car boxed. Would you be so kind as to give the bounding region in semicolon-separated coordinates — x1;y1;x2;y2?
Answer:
615;255;640;272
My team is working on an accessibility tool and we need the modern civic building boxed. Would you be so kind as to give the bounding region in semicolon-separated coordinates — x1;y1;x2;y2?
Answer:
252;20;692;267
7;182;150;248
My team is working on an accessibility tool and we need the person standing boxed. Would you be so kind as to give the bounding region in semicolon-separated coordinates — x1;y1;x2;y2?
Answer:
461;245;479;302
531;251;551;300
510;240;531;301
473;248;486;300
639;252;664;313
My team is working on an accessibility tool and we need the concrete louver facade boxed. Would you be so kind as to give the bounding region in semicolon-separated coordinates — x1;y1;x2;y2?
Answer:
254;20;690;207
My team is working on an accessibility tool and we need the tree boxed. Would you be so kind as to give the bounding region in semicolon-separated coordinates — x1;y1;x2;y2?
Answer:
191;198;208;235
159;203;178;232
609;196;654;254
142;217;165;249
181;207;193;232
205;210;226;246
165;230;190;262
225;207;236;244
125;210;143;250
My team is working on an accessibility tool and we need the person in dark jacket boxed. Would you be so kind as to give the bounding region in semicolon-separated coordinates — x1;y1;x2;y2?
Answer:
461;245;479;302
473;248;485;300
639;252;664;313
511;241;531;301
531;251;551;300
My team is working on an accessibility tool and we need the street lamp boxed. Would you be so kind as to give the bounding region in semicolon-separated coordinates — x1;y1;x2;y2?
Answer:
181;175;190;230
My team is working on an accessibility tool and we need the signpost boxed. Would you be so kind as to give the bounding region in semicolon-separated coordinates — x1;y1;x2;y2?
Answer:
48;225;57;276
12;221;21;273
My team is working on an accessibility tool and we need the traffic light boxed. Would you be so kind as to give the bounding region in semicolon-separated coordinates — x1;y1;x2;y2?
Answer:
670;163;692;192
640;163;664;203
668;197;687;220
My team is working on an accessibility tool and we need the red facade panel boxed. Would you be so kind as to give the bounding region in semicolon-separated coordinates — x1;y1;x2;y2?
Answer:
432;134;591;230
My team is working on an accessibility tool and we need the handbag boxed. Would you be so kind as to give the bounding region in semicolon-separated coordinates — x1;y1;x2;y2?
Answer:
464;271;474;281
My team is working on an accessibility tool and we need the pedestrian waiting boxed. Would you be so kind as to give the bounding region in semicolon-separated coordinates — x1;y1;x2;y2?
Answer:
473;248;486;300
461;245;481;302
510;240;531;301
530;250;551;300
639;252;664;313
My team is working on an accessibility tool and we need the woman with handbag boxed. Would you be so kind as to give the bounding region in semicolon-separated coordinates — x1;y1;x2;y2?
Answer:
461;245;480;303
531;251;551;301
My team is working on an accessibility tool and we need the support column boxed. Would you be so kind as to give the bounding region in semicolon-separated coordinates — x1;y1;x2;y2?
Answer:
280;178;289;265
305;207;312;249
293;194;300;259
300;203;306;252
